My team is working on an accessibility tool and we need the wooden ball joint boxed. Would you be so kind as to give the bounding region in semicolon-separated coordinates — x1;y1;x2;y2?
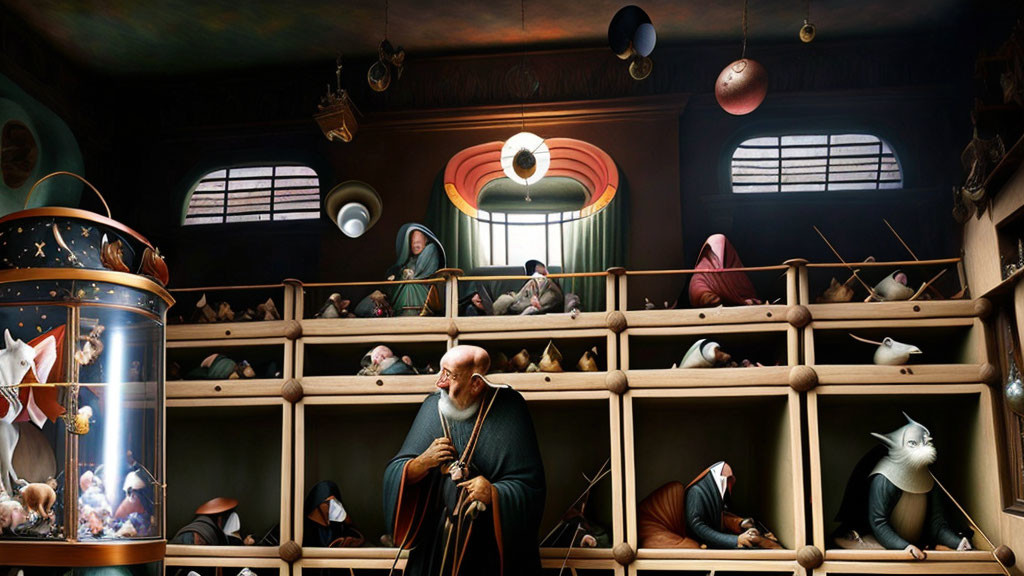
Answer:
284;319;303;340
280;540;302;562
789;365;818;392
282;379;304;404
613;542;636;565
797;545;824;569
975;297;994;320
606;311;627;333
995;544;1015;567
786;305;811;328
606;370;628;395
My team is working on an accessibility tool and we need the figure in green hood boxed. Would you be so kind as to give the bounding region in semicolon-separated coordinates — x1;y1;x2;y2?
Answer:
355;223;445;317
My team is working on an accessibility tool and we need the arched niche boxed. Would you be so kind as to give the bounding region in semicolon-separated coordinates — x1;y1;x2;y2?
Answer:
0;73;83;215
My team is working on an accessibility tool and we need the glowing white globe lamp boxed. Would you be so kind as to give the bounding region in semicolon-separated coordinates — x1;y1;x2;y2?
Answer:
500;132;551;185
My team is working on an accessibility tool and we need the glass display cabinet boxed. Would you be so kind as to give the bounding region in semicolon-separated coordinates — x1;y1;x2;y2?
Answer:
0;173;172;567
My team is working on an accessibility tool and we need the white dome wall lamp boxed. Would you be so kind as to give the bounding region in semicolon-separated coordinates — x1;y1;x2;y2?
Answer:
324;180;383;238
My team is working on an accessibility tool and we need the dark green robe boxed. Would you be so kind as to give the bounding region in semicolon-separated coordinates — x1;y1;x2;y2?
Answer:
835;446;970;550
684;471;738;549
355;223;445;317
382;388;545;576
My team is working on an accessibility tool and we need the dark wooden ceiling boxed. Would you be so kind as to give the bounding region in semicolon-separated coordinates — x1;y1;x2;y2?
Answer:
1;0;967;74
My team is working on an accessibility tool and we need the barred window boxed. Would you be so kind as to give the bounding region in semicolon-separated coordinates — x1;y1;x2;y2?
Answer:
731;134;903;193
184;165;320;225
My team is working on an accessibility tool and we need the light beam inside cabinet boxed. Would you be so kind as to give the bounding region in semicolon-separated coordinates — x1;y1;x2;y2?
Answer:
103;330;125;506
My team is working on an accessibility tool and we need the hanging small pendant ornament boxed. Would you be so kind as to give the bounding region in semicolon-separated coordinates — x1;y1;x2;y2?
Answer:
449;460;465;481
368;0;403;92
799;0;816;43
715;0;768;115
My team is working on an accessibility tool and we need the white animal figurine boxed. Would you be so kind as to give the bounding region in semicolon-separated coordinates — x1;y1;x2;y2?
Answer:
674;338;731;368
872;271;915;301
850;333;922;365
0;329;57;495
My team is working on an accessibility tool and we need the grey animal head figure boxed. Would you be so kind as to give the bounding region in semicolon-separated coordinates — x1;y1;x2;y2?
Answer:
871;412;937;470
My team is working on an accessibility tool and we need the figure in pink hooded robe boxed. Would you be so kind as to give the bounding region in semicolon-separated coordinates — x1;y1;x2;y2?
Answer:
688;234;761;307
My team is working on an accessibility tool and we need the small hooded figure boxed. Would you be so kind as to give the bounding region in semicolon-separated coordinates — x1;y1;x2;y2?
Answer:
170;497;253;546
302;480;365;548
833;413;972;559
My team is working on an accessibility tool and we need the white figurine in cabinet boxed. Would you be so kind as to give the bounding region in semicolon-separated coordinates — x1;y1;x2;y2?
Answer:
850;334;922;365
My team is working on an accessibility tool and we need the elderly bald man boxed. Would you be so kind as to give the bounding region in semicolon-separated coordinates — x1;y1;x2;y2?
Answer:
383;345;546;576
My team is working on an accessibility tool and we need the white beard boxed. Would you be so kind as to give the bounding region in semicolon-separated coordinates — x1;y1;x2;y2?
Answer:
438;389;480;421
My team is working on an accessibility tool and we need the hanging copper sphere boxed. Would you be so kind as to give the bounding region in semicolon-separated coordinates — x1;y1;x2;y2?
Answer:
800;20;816;43
715;58;768;115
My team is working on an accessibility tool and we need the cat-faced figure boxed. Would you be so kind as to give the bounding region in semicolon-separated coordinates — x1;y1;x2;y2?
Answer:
871;412;937;470
0;329;35;422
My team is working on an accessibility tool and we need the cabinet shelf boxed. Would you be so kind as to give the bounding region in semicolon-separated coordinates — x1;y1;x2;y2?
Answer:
168;320;290;341
164;545;282;558
811;364;988;385
300;316;450;336
622;305;792;329
806;300;981;321
455;311;610;332
167;378;285;398
624;366;793;388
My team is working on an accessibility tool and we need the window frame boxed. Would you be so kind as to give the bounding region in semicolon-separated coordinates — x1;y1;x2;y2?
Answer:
474;209;581;268
181;163;324;227
729;132;904;194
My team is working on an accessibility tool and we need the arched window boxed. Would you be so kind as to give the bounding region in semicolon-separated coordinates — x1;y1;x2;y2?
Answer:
184;165;320;225
443;138;619;267
731;134;902;193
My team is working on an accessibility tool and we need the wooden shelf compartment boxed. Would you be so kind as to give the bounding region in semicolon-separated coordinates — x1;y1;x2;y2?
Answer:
452;271;616;333
168;284;295;340
297;333;452;395
799;260;967;320
622;324;798;375
166;398;293;558
296;390;624;565
618;264;796;329
804;318;988;385
454;329;618;390
623;388;805;560
297;277;451;334
807;385;1002;559
167;337;292;398
164;556;287;576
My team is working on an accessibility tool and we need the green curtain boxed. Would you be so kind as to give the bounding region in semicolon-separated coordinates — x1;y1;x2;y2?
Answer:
561;174;629;311
426;170;630;312
425;172;485;272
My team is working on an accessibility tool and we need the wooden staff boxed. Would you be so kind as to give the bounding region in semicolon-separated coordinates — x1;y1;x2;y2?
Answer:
884;219;946;300
930;472;1012;576
812;226;881;300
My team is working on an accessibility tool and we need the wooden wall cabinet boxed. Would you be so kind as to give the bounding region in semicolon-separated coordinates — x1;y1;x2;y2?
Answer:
162;265;1013;576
